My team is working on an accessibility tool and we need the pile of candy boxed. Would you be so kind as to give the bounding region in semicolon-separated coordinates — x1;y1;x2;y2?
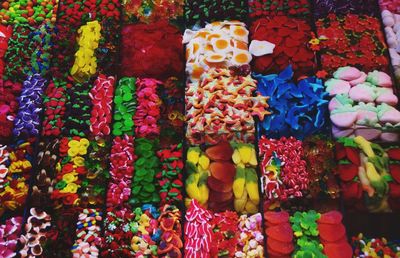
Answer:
0;0;399;256
335;136;400;212
326;66;400;141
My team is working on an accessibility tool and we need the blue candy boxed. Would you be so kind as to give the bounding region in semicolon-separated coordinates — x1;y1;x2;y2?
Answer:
254;65;329;139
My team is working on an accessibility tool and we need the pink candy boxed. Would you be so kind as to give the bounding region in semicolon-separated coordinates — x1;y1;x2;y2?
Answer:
107;135;135;208
89;74;115;136
134;78;161;138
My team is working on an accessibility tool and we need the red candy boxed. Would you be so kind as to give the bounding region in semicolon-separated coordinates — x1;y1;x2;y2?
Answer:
89;74;115;137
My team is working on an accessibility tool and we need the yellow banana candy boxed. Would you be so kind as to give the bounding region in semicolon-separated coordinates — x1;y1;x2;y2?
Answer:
185;173;201;201
187;147;201;164
245;200;258;214
198;154;210;170
234;188;248;212
197;172;209;205
249;147;258;166
354;136;375;158
238;145;252;164
232;149;242;164
245;168;260;205
233;167;246;198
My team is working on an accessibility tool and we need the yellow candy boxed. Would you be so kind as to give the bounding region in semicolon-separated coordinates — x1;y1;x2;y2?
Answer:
68;140;80;148
62;173;77;184
73;156;85;166
80;138;89;148
68;148;78;157
60;183;79;193
78;147;87;156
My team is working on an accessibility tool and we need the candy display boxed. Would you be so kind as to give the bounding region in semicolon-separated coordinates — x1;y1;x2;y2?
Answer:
0;139;33;215
129;138;160;206
134;78;161;138
259;136;309;209
250;16;316;77
184;0;247;27
326;66;400;141
107;135;135;208
70;21;101;83
0;25;11;78
19;208;51;257
13;74;46;138
0;216;22;257
156;144;184;206
89;75;115;136
0;80;21;140
186;68;270;145
335;136;400;212
316;14;389;73
0;0;399;256
313;0;379;18
0;0;58;25
352;233;400;257
186;142;260;213
112;77;136;136
381;8;400;82
123;0;184;23
121;21;183;80
249;0;310;19
265;210;352;257
71;209;102;257
255;65;329;139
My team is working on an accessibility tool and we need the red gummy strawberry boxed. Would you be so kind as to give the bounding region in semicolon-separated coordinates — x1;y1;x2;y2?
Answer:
205;141;233;161
318;224;346;242
323;243;352;258
264;211;289;225
345;147;360;165
389;164;400;184
318;211;343;225
341;182;362;200
387;148;400;160
266;223;293;242
389;183;400;198
335;142;346;160
337;164;359;181
267;238;294;255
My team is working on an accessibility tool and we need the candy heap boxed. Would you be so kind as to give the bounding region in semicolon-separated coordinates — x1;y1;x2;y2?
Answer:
184;0;247;26
352;233;400;257
71;209;102;257
259;136;309;209
186;68;269;145
70;21;101;83
0;25;11;78
0;139;33;215
255;65;329;139
13;74;46;138
236;213;264;257
316;14;389;73
249;0;310;19
112;77;136;136
326;66;400;141
89;75;115;136
19;208;51;257
380;5;400;83
107;135;135;208
0;80;21;139
250;17;315;77
265;210;352;257
157;205;183;257
335;136;400;212
184;21;252;82
0;216;22;258
186;142;260;213
0;0;58;25
120;21;183;80
123;0;184;23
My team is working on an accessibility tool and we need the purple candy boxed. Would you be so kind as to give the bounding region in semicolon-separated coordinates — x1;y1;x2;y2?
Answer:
13;74;46;138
